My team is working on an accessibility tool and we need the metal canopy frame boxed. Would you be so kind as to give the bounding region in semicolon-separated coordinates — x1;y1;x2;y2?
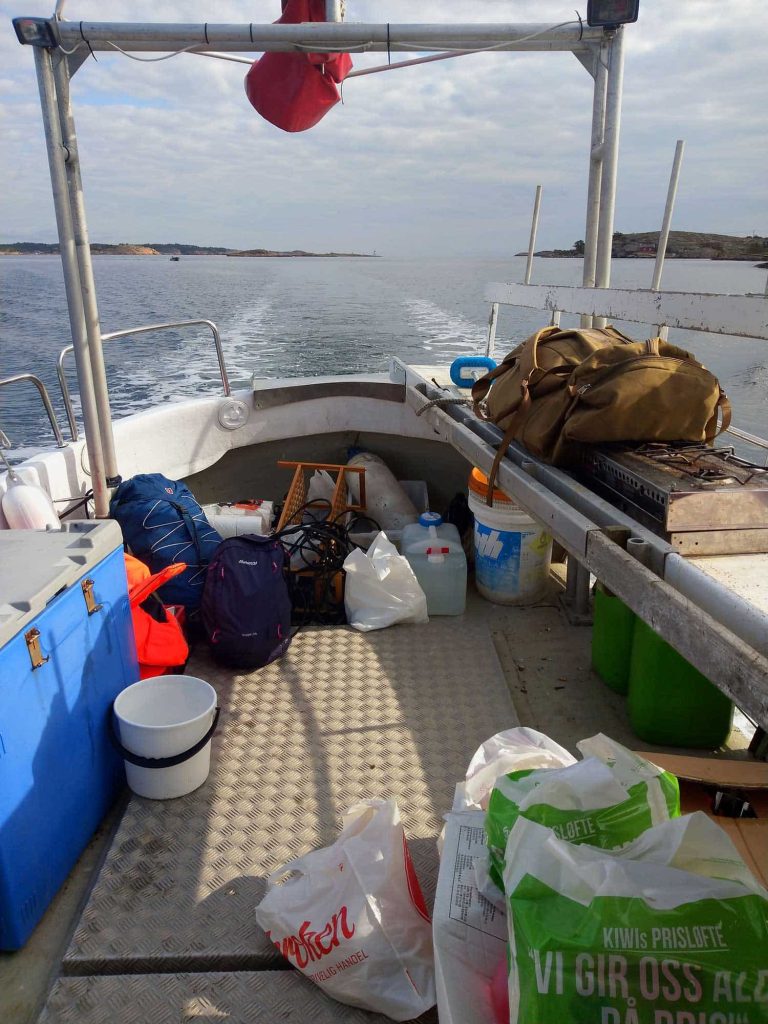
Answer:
18;11;625;515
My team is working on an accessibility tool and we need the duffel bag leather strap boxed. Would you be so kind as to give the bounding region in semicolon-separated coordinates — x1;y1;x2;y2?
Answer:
705;389;732;441
472;326;561;415
484;387;534;504
516;325;560;384
472;358;513;413
485;421;518;507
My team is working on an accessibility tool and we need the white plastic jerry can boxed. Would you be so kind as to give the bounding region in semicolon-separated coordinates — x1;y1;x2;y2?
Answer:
401;512;467;616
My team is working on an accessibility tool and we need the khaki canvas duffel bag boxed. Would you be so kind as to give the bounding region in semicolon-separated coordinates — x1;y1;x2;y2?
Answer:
471;325;731;501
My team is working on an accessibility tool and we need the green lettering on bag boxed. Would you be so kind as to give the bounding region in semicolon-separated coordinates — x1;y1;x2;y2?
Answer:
485;768;679;892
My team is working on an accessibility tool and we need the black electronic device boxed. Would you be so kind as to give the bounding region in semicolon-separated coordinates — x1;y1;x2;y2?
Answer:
586;0;640;28
13;17;58;47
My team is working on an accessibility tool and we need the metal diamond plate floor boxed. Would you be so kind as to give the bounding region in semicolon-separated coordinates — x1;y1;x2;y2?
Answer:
62;618;517;979
39;972;436;1024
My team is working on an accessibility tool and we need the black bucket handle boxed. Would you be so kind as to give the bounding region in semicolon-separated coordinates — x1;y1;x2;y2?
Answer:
109;704;221;769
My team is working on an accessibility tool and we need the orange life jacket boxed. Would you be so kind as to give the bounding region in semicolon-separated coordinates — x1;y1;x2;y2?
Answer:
124;554;190;679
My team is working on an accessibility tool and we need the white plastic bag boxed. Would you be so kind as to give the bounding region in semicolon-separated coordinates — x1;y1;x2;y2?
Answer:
306;470;339;520
433;812;508;1024
255;799;436;1021
347;452;419;531
343;532;428;631
453;726;576;812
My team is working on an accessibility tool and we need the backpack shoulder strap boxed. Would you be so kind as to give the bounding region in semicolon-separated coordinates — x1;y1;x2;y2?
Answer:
170;500;205;564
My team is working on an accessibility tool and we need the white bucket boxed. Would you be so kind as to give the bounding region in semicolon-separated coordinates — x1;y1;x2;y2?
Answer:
468;479;552;606
114;675;218;800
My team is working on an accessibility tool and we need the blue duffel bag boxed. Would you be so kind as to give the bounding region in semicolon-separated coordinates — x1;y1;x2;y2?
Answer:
110;473;222;608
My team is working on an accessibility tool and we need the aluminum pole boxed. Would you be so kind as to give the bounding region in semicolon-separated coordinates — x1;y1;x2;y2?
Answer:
52;55;120;486
486;302;499;359
651;139;685;292
582;40;608;298
325;0;343;21
33;47;110;516
524;185;543;285
594;27;625;293
53;21;604;54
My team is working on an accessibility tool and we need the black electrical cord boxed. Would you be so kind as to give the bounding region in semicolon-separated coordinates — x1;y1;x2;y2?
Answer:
51;488;95;519
272;502;382;626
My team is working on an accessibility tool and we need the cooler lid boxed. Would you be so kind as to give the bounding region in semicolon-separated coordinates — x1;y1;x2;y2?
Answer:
0;520;124;648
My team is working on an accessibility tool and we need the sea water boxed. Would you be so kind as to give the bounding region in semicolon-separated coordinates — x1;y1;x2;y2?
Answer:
1;255;766;461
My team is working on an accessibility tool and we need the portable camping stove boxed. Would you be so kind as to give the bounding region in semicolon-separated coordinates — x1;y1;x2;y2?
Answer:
574;443;768;555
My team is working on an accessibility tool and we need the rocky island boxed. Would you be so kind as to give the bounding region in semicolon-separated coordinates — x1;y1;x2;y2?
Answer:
525;230;768;263
0;241;376;257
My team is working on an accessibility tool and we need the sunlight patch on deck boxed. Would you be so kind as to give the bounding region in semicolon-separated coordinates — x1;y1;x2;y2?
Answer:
39;971;430;1024
62;619;517;975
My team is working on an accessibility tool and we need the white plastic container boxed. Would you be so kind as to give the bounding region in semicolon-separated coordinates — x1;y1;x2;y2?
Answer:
114;675;218;800
401;512;467;616
467;469;551;606
348;480;429;551
347;452;419;531
203;501;272;538
1;473;60;530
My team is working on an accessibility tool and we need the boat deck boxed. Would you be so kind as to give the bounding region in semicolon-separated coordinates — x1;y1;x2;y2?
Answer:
7;584;751;1024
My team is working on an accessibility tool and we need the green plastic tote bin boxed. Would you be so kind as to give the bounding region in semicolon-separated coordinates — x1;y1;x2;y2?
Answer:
591;584;636;694
627;618;733;748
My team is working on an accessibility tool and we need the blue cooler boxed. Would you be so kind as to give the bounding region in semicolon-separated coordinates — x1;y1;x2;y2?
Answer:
0;521;138;949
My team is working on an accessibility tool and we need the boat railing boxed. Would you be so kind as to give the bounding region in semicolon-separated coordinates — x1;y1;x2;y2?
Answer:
485;281;768;452
727;426;768;452
56;318;231;441
0;373;68;448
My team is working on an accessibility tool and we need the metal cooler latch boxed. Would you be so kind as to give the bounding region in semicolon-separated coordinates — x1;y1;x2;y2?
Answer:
81;578;103;615
25;627;49;670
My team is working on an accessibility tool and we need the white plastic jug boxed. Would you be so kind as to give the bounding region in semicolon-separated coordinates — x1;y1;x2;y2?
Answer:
401;512;467;616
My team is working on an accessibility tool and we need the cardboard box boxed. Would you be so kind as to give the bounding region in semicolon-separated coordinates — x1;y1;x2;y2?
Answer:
637;751;768;887
432;812;507;1024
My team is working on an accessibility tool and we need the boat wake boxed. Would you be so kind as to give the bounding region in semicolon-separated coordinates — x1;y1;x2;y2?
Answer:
404;298;484;354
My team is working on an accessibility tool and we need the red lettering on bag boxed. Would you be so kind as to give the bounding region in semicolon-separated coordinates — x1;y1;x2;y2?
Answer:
268;906;355;969
402;833;431;923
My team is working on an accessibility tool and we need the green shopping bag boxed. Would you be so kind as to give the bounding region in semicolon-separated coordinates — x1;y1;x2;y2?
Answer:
485;735;679;890
503;813;768;1024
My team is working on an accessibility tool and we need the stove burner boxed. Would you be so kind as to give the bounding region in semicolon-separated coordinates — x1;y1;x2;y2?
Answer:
632;442;767;486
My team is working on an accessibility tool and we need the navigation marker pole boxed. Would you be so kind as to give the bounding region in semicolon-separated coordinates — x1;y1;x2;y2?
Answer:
524;185;543;286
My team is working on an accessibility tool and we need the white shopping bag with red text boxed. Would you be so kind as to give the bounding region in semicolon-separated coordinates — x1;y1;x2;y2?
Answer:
255;798;436;1021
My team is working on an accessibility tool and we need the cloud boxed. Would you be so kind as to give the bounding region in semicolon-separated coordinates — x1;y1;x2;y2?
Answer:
1;0;766;253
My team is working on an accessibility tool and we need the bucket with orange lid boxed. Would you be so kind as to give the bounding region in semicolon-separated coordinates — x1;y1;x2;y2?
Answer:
467;469;552;605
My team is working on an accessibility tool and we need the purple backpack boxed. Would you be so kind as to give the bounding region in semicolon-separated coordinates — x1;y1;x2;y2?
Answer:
201;535;292;669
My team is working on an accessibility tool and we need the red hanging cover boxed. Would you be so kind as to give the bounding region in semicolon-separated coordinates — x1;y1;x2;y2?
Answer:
245;0;353;132
124;554;190;679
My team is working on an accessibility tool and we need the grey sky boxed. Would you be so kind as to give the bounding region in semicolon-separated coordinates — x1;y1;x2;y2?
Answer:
2;0;766;255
